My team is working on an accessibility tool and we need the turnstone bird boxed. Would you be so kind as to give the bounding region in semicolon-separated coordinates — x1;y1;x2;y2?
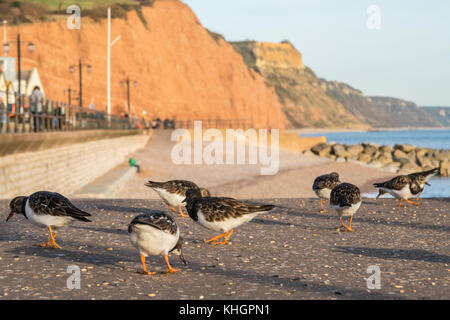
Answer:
373;169;439;207
128;211;186;274
183;188;274;245
330;183;362;232
312;172;341;213
407;167;440;200
374;175;416;206
6;191;91;248
145;180;210;217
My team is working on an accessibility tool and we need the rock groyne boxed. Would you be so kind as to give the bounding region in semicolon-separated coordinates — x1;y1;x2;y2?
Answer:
309;142;449;176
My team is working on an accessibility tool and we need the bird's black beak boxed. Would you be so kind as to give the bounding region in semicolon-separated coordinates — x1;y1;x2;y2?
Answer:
425;182;431;186
6;211;14;222
182;198;187;204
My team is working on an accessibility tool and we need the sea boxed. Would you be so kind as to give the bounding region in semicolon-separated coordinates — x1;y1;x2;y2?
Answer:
302;129;450;198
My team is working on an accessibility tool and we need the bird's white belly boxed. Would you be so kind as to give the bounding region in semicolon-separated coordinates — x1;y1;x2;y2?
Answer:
129;224;179;257
197;210;261;232
315;188;332;199
332;201;361;217
154;188;185;207
380;185;412;199
25;201;73;228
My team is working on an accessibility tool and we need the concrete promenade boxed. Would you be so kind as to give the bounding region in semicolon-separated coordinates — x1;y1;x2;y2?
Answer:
0;198;448;299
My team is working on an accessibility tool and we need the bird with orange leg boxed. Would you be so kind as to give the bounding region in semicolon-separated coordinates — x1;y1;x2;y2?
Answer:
373;167;439;207
330;183;362;232
6;191;91;248
145;180;210;217
183;188;274;245
128;211;186;275
312;172;341;213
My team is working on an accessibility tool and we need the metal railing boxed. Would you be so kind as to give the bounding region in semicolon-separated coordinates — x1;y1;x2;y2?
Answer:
0;98;149;134
0;94;253;133
151;118;253;130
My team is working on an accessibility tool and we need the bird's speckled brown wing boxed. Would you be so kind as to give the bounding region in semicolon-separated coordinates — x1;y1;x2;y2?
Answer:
199;197;274;222
330;183;361;207
373;175;411;191
145;180;200;196
128;211;178;235
313;174;340;190
28;191;91;221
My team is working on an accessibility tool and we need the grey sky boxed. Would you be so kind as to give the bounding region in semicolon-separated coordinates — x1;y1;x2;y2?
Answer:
184;0;450;106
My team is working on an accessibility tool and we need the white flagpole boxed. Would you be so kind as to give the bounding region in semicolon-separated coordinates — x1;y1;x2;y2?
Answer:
107;8;111;122
107;8;120;124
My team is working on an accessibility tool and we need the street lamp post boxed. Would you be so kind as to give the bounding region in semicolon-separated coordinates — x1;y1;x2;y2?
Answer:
63;86;77;130
64;86;72;107
69;60;92;109
3;33;34;132
119;77;138;124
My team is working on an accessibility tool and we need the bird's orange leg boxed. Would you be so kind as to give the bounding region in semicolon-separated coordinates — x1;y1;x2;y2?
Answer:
339;217;346;229
397;199;404;207
205;231;229;243
139;254;156;275
39;226;56;247
177;205;189;218
319;199;328;213
405;199;420;206
48;226;61;248
347;216;355;232
416;192;421;201
38;238;52;248
339;218;353;232
164;253;181;273
40;226;61;249
168;205;178;213
212;229;234;245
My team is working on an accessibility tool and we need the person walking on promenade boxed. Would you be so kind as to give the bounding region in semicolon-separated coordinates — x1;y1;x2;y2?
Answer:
30;87;44;132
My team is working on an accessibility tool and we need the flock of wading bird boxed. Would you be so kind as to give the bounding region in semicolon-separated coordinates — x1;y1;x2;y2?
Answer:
5;167;440;275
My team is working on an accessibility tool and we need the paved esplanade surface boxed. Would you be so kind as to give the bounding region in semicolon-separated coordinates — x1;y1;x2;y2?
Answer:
0;198;448;299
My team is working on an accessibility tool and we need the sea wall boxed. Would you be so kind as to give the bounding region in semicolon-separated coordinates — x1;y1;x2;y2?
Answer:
309;142;449;176
278;133;326;152
185;128;325;152
0;131;152;198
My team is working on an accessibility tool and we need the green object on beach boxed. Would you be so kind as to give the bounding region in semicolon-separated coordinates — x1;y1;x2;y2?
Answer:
129;158;137;166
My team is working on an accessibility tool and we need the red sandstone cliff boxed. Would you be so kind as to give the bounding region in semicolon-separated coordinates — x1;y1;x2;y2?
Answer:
7;0;285;129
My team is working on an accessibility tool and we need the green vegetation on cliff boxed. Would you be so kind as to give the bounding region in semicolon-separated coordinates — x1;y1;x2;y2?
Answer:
231;40;443;129
264;66;363;128
321;80;441;128
0;0;156;24
231;41;258;71
421;107;450;126
230;41;364;129
28;0;141;11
